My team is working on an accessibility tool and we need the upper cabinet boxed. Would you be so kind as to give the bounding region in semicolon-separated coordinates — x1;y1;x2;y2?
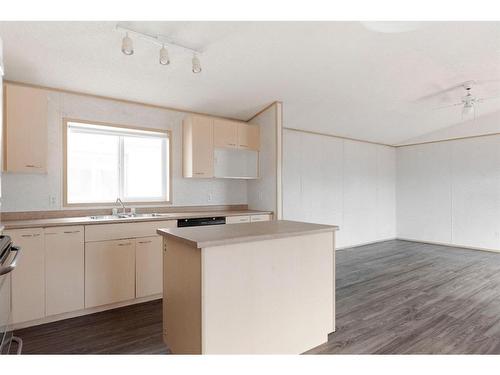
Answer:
183;115;260;179
237;123;260;151
4;84;48;173
213;119;237;149
183;115;214;178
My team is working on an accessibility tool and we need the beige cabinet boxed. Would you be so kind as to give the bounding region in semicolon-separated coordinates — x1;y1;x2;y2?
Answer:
135;236;163;298
250;214;272;222
85;239;136;308
184;115;260;179
4;84;48;173
213;119;237;149
226;215;251;224
183;115;214;178
44;226;84;316
5;228;45;324
237;123;260;151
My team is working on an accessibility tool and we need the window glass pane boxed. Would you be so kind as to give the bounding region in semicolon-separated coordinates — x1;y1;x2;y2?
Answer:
67;131;120;203
123;136;166;200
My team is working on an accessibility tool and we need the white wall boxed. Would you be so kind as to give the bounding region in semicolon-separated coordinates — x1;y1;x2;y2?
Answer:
397;135;500;251
247;103;280;214
1;87;247;212
283;129;396;249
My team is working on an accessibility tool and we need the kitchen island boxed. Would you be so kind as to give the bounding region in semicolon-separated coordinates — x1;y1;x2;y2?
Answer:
157;220;338;354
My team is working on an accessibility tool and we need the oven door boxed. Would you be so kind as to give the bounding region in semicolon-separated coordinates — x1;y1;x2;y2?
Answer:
0;245;21;354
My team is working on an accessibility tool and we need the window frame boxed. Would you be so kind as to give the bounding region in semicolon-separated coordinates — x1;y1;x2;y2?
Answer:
62;118;172;207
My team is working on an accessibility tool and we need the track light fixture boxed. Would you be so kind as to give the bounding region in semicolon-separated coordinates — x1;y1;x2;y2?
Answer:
121;33;134;55
192;54;202;73
116;24;203;73
159;45;170;65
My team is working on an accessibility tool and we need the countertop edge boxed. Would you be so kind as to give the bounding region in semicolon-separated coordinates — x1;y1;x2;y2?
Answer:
2;210;273;230
157;225;338;248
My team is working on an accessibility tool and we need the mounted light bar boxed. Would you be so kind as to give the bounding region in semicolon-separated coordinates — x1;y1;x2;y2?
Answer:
116;24;203;73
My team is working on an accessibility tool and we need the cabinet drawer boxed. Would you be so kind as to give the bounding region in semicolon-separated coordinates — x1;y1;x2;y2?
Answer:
226;215;250;224
250;214;272;222
85;220;177;242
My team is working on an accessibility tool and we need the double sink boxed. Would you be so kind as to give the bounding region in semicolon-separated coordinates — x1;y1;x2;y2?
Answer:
88;213;175;220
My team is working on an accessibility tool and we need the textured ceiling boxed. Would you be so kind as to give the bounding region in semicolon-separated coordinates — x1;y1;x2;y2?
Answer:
1;21;500;144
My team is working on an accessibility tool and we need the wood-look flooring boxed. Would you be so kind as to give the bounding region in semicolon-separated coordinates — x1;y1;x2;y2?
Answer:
15;240;500;354
15;299;169;354
308;240;500;354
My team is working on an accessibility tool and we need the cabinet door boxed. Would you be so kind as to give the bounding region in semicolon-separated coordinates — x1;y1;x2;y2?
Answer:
135;236;163;298
5;228;45;324
184;116;214;178
237;123;260;151
226;215;251;224
44;226;84;316
213;119;238;149
85;239;135;308
5;84;48;173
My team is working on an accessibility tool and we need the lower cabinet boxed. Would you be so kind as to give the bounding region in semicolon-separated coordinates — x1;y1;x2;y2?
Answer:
226;214;272;224
135;236;163;298
85;239;136;308
44;226;84;316
226;215;251;224
250;214;272;222
5;228;45;324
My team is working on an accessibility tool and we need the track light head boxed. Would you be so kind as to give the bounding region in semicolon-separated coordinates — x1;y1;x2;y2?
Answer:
121;33;134;56
192;54;202;73
462;103;474;118
159;45;170;65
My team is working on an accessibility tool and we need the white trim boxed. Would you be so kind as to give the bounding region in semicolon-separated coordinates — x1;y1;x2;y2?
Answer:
396;238;500;254
336;237;397;250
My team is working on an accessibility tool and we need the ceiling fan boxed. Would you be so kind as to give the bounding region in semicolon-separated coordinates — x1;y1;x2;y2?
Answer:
433;80;500;119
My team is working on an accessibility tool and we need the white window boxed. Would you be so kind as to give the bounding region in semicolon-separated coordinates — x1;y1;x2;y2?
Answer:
65;120;170;205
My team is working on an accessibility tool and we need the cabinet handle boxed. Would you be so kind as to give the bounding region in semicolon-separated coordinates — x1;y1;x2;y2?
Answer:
21;234;33;238
64;230;80;234
228;143;236;146
138;240;152;244
240;144;248;148
194;172;204;175
25;164;41;168
118;242;132;246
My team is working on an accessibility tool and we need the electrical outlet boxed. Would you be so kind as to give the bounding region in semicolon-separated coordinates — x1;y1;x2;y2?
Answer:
49;195;57;207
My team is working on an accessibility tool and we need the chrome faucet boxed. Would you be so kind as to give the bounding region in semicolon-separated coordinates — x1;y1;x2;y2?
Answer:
116;198;127;214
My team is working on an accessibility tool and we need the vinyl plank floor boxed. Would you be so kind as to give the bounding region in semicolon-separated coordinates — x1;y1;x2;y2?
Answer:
15;240;500;354
308;240;500;354
15;299;169;354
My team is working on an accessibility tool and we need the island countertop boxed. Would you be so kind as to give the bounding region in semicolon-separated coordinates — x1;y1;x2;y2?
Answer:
157;220;339;248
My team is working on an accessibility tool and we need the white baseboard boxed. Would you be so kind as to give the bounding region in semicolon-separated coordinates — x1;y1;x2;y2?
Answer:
396;238;500;254
12;294;162;330
336;237;397;250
